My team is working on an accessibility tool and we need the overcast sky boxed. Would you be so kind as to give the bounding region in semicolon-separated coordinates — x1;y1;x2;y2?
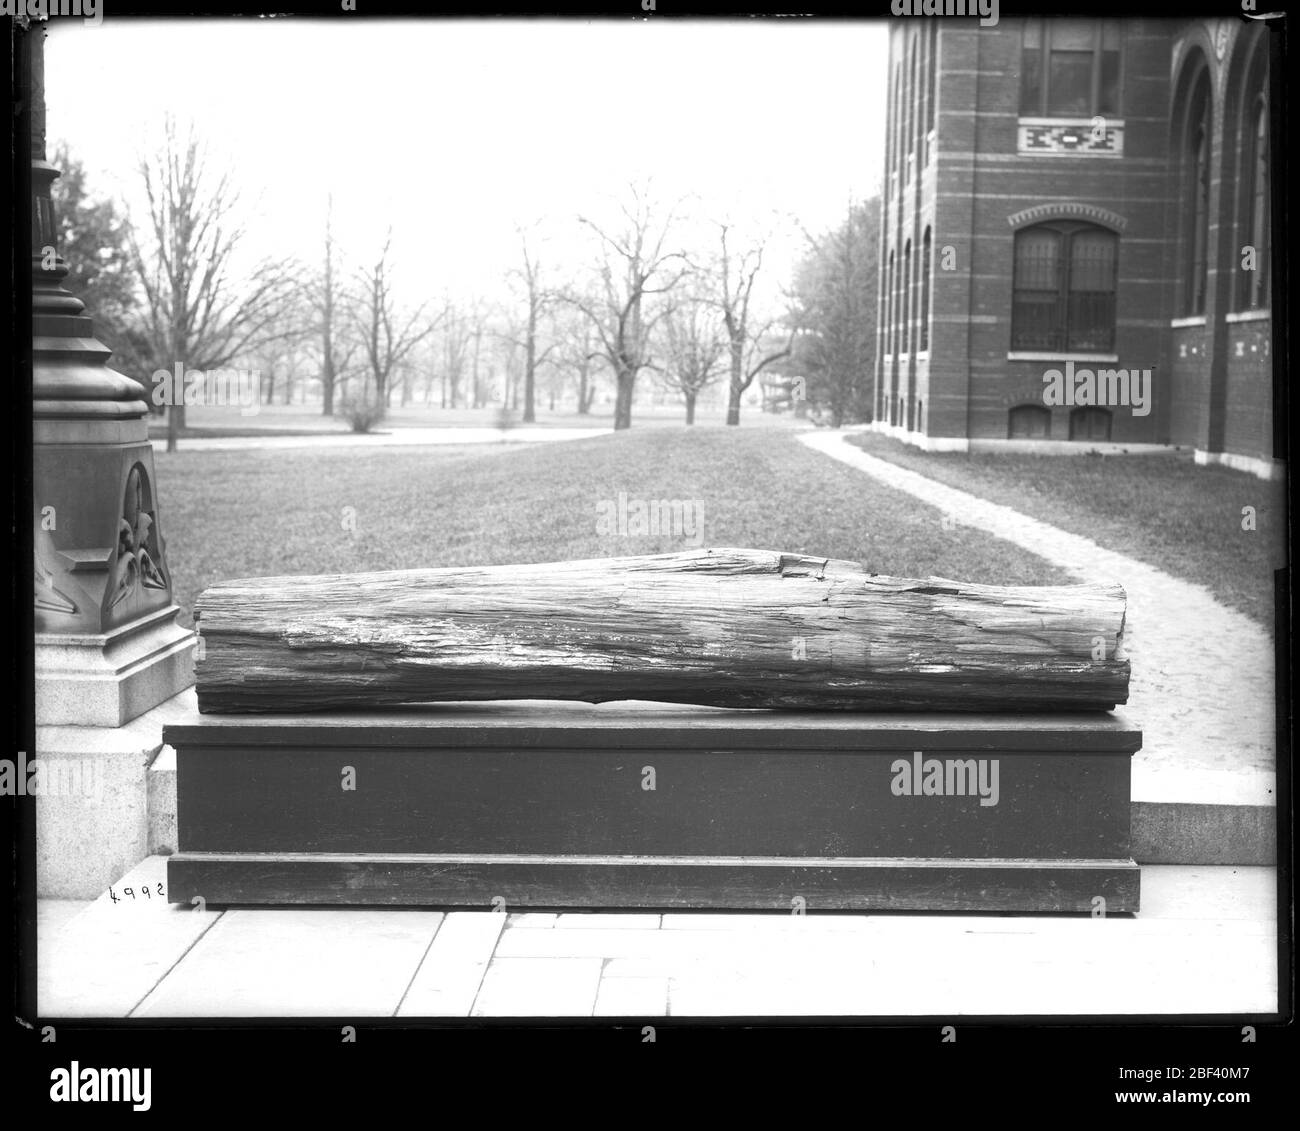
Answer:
45;18;888;311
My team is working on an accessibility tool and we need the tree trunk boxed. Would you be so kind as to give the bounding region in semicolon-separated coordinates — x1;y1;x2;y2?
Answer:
193;548;1130;715
614;367;634;430
725;379;742;427
523;308;538;424
322;210;336;416
685;392;696;425
470;330;482;408
726;340;744;426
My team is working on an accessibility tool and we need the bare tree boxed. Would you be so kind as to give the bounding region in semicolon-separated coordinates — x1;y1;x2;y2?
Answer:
252;326;314;407
467;302;492;409
555;312;604;415
353;228;439;409
566;182;689;430
502;227;559;424
307;195;358;416
657;292;725;425
128;118;297;450
435;303;473;409
708;222;794;426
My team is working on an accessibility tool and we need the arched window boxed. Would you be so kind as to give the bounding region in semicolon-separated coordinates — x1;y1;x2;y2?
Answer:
884;66;894;182
1011;221;1118;352
1237;89;1270;311
1183;69;1212;316
916;398;924;433
1069;406;1113;441
894;62;904;183
1008;404;1051;439
907;38;918;177
885;249;895;356
920;228;932;352
902;239;912;355
925;22;937;162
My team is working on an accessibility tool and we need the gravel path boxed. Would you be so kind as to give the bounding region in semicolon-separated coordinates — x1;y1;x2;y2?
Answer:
162;426;610;451
799;432;1276;805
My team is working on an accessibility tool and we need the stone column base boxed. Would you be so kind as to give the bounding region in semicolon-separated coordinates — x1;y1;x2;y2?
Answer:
36;686;199;899
36;605;196;728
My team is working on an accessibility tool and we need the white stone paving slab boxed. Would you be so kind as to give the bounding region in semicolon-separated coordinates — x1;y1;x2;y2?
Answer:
133;908;443;1017
39;856;221;1018
471;958;603;1017
556;913;662;930
507;913;558;928
660;912;877;931
397;912;507;1017
1137;864;1277;920
594;977;671;1017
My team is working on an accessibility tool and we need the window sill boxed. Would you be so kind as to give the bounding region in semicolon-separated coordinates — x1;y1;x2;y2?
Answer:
1007;351;1119;363
1170;315;1207;328
1018;116;1125;126
1225;309;1270;323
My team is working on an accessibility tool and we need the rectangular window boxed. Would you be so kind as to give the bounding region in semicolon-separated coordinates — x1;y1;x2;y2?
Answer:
1021;19;1042;118
1011;229;1064;351
1065;229;1118;351
1069;407;1113;441
1012;223;1117;352
1021;18;1122;118
1099;21;1121;117
1009;405;1051;439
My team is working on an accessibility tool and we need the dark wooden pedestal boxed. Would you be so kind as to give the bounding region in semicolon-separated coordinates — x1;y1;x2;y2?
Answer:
165;704;1141;913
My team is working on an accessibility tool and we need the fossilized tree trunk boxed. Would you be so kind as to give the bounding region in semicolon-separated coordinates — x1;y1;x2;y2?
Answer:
193;548;1129;714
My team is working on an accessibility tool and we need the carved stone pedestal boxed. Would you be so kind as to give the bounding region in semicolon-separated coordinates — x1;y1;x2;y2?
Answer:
34;416;194;727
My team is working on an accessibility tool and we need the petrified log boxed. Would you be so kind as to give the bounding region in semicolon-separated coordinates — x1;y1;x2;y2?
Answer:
193;548;1128;714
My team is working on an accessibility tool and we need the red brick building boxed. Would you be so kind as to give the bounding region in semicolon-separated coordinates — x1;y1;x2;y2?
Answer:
874;16;1278;478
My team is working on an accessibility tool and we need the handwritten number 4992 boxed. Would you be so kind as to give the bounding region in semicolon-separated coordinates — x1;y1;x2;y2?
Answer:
108;882;165;903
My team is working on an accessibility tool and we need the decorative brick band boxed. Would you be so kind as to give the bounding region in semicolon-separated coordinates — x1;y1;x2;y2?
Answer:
1017;117;1126;159
1006;201;1129;233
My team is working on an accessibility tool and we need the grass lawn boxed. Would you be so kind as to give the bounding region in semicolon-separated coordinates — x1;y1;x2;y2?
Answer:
153;427;1071;626
147;401;795;441
845;431;1286;632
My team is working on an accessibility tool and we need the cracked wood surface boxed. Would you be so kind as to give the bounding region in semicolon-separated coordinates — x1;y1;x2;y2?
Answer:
193;547;1129;714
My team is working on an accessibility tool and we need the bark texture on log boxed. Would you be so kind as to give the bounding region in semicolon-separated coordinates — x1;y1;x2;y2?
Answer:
193;548;1129;714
